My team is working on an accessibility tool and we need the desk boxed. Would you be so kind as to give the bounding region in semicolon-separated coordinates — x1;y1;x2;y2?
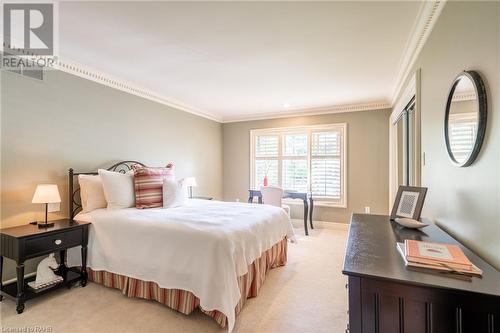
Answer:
248;190;314;235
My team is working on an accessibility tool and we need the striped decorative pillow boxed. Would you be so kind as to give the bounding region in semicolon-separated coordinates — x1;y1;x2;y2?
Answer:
132;163;175;209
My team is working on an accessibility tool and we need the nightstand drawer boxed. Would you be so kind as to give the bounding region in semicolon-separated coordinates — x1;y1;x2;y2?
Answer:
25;229;83;257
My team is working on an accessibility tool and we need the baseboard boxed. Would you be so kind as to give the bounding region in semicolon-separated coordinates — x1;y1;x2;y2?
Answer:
291;219;349;231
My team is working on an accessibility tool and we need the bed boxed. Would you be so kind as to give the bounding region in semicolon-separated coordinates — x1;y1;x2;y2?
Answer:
67;161;295;332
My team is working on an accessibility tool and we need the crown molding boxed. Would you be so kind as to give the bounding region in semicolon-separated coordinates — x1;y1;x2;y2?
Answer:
222;101;391;123
391;0;447;105
452;91;477;102
55;57;224;123
48;1;446;124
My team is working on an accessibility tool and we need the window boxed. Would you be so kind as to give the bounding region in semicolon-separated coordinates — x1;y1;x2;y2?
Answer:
448;112;478;163
250;124;347;206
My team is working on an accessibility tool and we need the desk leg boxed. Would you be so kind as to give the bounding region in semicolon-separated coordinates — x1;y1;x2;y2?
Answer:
248;195;253;203
81;245;88;287
303;199;309;236
309;197;314;229
16;263;25;314
0;256;3;301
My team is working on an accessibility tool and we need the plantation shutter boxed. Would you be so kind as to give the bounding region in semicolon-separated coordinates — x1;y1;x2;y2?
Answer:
449;121;477;162
254;135;279;188
251;124;346;206
311;131;342;199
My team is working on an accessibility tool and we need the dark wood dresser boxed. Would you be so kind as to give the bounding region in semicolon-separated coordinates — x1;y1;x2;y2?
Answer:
342;214;500;333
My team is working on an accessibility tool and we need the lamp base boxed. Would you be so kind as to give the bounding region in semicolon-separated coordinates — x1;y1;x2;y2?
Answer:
37;221;54;229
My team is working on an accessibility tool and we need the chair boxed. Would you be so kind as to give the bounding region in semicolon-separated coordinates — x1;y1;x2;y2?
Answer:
260;186;290;216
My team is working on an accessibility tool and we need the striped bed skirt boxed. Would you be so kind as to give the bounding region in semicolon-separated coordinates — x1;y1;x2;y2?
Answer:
87;237;288;327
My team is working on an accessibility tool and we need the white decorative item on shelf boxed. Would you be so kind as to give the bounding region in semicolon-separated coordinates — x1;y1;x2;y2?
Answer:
184;177;197;198
394;217;428;229
27;254;63;290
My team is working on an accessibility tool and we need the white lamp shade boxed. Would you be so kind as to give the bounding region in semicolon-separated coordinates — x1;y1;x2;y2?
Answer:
32;184;61;204
184;177;197;187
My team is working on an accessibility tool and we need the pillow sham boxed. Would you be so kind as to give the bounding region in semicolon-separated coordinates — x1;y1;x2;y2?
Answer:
78;174;107;213
98;169;135;209
163;178;187;208
133;164;175;209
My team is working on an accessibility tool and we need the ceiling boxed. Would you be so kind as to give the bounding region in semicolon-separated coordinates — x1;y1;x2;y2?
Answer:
59;1;426;122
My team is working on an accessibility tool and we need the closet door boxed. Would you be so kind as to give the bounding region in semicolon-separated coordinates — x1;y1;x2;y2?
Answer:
396;98;416;186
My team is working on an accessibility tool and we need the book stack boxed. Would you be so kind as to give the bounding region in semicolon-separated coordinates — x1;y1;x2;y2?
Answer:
396;240;482;278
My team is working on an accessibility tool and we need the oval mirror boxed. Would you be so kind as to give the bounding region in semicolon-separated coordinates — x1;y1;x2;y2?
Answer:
445;70;487;167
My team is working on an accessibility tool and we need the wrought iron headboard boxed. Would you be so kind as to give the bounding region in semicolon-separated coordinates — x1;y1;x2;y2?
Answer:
68;160;145;219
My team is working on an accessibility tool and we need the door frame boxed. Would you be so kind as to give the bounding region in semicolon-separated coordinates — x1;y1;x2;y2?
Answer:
389;69;422;209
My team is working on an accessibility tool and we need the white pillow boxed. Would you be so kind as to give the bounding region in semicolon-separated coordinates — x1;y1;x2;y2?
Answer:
163;179;187;208
78;175;107;213
98;169;135;209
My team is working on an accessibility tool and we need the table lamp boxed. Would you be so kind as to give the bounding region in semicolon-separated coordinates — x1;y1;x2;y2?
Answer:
184;177;197;198
32;184;61;228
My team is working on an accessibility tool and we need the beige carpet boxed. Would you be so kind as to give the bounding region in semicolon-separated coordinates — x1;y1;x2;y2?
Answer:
0;227;348;333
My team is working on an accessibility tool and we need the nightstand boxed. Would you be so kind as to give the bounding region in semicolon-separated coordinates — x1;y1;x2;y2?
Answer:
0;219;90;314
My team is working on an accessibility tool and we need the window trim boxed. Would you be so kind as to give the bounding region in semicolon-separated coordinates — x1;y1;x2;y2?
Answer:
249;123;347;208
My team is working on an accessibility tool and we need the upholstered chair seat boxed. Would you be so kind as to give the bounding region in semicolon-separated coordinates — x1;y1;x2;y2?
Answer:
260;186;290;217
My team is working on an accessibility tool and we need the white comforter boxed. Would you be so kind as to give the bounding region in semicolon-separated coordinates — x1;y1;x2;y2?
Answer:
72;199;295;332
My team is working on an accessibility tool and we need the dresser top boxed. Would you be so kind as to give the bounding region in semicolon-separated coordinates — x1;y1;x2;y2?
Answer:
0;219;90;239
342;214;500;297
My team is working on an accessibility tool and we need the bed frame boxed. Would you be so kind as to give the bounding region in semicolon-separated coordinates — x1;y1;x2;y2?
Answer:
68;160;145;219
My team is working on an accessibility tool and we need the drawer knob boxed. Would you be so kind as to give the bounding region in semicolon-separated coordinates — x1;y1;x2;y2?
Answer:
54;239;62;245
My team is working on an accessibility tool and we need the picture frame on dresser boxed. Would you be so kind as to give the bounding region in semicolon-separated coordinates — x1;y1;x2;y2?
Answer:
390;186;427;221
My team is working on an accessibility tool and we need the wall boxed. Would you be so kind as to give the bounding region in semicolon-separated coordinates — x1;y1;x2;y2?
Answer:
397;1;500;269
222;109;390;224
1;69;223;280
